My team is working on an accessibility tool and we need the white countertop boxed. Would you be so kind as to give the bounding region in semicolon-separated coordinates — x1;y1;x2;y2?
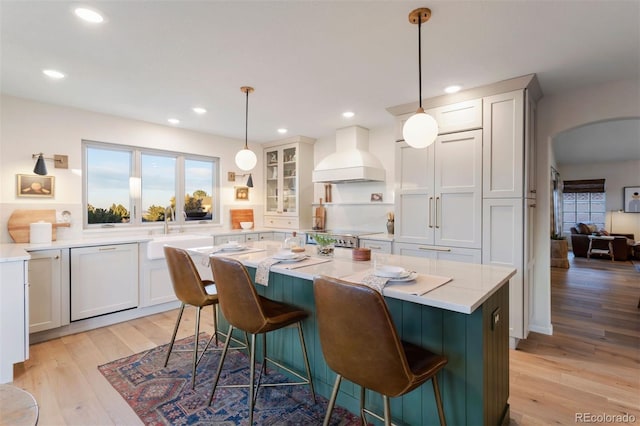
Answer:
190;240;515;315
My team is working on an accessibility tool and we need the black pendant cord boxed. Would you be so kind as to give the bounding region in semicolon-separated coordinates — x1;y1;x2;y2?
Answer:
418;14;423;109
244;90;249;149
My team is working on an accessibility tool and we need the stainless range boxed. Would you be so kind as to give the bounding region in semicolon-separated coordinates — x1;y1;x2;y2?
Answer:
305;230;371;249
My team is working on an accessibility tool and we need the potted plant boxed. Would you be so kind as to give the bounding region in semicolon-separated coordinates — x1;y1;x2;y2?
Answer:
313;234;336;256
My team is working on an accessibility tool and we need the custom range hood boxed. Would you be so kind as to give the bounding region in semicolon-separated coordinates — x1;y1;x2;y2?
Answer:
312;126;385;183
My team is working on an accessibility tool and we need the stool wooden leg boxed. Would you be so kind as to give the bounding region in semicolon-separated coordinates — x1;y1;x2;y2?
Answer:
323;374;342;426
433;375;446;426
163;303;185;367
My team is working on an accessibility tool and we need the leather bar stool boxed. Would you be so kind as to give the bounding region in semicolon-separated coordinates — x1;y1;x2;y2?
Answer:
208;256;315;425
313;275;448;426
163;245;220;389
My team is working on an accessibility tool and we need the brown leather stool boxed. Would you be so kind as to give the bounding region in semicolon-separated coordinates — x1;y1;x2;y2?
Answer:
163;246;220;389
208;256;315;424
314;276;448;426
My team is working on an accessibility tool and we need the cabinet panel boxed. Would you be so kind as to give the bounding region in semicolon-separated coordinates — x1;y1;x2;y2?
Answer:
396;193;432;244
397;142;432;190
393;242;481;263
214;234;245;245
483;90;524;198
263;216;299;230
359;239;392;254
71;243;138;321
28;249;61;333
0;260;27;383
525;90;537;198
427;99;482;135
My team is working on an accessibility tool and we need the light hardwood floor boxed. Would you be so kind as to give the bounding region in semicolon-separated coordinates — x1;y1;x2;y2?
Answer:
11;256;640;425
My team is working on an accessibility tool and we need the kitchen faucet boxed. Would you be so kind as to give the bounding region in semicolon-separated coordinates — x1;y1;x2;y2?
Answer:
164;206;174;234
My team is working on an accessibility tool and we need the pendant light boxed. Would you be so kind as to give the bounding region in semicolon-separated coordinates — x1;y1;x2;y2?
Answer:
235;86;258;171
402;8;439;149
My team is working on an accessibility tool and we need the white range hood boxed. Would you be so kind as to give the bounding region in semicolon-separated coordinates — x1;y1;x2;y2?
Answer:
312;126;385;183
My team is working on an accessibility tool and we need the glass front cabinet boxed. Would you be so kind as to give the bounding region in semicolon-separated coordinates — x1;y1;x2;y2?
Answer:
263;136;315;230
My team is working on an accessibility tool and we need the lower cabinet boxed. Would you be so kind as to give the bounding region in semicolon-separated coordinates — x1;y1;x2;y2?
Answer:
0;259;28;383
70;243;138;321
359;239;392;254
393;242;481;264
28;249;62;333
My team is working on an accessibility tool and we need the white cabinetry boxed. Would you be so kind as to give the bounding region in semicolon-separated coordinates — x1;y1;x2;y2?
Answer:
481;88;538;343
394;242;482;264
71;243;138;321
263;136;315;230
359;239;392;254
28;249;61;333
394;129;482;253
0;258;28;383
395;99;482;140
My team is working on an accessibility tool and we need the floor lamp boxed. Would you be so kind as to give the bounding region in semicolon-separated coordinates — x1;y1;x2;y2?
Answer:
609;209;623;233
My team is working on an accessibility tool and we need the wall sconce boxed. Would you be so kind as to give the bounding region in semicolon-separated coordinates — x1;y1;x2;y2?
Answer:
228;171;254;188
32;153;69;176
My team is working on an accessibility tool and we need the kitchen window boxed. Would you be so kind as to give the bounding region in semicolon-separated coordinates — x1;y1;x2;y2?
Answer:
83;141;219;227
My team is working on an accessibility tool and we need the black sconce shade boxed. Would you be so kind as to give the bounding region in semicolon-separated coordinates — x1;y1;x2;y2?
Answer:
246;173;254;188
33;154;48;176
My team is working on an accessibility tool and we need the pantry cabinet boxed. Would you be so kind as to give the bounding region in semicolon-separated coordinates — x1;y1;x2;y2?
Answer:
394;129;482;251
0;257;28;383
27;249;62;333
263;136;315;230
71;243;138;321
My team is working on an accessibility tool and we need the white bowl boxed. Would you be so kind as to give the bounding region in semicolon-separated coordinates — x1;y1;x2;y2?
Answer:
240;221;253;229
374;265;406;278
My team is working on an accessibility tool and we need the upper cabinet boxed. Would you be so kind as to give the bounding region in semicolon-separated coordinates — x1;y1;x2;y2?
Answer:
395;99;482;141
263;136;315;230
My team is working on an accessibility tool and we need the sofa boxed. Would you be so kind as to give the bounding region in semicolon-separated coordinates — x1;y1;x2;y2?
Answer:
570;223;634;261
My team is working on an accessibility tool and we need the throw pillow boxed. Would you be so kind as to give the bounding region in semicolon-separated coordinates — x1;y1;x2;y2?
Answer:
576;223;590;234
586;224;598;234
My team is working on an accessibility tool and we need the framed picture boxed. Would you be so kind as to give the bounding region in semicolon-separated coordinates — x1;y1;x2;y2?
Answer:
235;186;249;201
370;193;383;202
623;186;640;213
17;174;54;198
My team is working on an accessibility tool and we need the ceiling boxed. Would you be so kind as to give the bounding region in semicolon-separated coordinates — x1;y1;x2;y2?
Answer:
1;1;639;144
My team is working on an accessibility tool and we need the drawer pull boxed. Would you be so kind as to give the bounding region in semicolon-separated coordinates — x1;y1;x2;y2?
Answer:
369;245;382;250
418;246;451;252
99;247;117;251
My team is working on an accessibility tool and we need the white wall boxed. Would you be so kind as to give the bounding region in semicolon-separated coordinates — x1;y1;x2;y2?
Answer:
534;78;640;335
0;95;263;242
312;125;396;233
559;160;640;237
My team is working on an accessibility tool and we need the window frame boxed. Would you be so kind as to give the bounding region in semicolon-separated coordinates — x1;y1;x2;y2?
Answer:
82;140;220;229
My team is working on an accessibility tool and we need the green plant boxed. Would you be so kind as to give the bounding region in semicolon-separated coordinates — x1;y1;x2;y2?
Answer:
313;234;336;246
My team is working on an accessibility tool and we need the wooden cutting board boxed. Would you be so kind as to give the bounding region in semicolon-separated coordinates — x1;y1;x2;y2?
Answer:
7;209;69;243
230;209;254;230
313;205;326;230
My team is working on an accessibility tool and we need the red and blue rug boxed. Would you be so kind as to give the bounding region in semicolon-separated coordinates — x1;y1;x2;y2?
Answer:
99;334;361;425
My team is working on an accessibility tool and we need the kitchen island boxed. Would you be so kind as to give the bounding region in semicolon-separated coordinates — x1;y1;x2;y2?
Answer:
191;240;515;425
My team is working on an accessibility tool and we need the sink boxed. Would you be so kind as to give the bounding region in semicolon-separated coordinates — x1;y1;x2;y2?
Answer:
146;234;214;260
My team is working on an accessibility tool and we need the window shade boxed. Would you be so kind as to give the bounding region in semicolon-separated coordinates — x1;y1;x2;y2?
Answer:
562;179;605;193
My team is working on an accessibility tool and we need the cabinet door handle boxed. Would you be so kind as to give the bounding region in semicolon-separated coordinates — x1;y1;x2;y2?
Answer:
435;196;440;229
530;189;537;194
428;197;434;228
54;255;60;259
369;245;382;250
99;247;117;251
530;203;537;208
418;246;451;252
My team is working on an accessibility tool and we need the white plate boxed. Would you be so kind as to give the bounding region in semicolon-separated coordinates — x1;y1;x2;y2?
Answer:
274;254;308;263
220;244;246;252
273;250;297;260
386;271;418;283
374;266;408;278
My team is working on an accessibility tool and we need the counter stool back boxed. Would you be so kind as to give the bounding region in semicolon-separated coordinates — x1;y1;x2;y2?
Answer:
313;275;448;426
208;256;315;424
163;245;220;389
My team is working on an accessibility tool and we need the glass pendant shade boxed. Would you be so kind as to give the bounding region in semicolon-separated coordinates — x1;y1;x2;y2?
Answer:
403;110;439;149
246;173;254;188
235;148;257;171
33;154;48;175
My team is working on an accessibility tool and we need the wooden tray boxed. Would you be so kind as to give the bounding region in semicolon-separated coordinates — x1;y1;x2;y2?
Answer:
230;209;254;230
7;209;70;243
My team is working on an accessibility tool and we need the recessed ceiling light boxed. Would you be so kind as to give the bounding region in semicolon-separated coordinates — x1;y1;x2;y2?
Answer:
277;128;288;134
42;69;65;79
444;85;462;94
192;107;207;114
74;7;104;23
168;118;180;125
342;111;355;118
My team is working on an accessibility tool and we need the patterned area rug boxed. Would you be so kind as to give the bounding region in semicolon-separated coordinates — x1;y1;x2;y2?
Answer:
99;334;361;425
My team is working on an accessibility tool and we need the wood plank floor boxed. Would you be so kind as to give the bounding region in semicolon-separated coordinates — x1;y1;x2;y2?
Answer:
10;256;640;425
